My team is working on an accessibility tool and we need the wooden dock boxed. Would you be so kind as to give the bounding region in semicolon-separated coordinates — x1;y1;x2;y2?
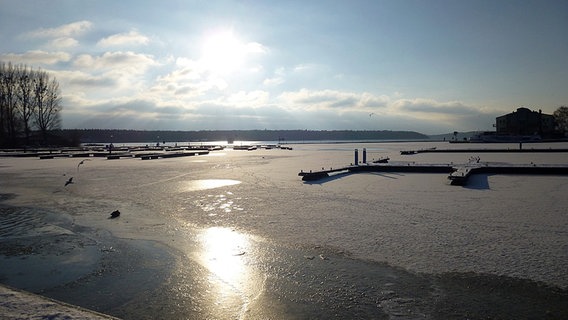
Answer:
299;161;568;186
400;148;568;155
137;150;210;160
447;163;568;185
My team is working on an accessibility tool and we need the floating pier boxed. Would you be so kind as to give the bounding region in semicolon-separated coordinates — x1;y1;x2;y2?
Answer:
447;163;568;185
299;148;568;185
138;150;209;160
400;147;568;155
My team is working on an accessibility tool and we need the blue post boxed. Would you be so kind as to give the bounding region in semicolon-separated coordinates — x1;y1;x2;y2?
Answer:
354;149;359;165
363;148;367;164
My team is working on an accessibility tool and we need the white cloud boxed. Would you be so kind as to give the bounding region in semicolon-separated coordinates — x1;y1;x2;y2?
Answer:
73;51;158;74
263;67;286;86
245;42;268;54
277;89;389;111
0;50;71;65
25;20;93;39
97;30;150;47
292;63;320;73
225;90;270;108
393;99;479;116
55;70;117;89
49;37;79;48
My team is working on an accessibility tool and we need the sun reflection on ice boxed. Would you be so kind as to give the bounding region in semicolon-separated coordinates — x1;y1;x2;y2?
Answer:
185;179;241;192
201;227;249;285
197;227;265;318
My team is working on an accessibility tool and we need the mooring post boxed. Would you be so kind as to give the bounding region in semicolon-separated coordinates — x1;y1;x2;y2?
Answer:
354;148;359;165
363;148;367;164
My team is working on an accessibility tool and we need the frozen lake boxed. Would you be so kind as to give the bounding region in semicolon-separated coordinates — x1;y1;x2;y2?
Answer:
1;141;567;319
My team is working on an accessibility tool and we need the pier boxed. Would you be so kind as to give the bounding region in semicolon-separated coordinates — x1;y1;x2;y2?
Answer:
400;147;568;155
299;148;568;186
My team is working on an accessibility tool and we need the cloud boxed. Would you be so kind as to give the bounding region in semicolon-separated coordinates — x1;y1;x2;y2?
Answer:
97;30;150;47
292;63;320;73
245;42;269;54
263;67;286;86
225;90;270;108
73;51;158;74
62;97;195;130
0;50;71;65
55;70;117;88
278;89;389;111
387;98;501;132
49;37;79;48
25;20;93;39
393;99;480;116
150;58;230;99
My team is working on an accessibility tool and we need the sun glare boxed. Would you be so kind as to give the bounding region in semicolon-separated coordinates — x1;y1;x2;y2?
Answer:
200;227;250;289
201;30;246;74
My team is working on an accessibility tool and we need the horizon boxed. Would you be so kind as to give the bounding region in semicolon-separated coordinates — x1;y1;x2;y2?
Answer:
60;127;478;137
1;1;567;135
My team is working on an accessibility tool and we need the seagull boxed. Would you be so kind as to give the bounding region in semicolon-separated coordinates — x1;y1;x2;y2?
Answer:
65;177;74;186
77;159;91;171
369;113;375;117
110;210;121;219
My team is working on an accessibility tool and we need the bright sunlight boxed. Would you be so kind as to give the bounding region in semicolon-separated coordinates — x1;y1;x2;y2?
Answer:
199;29;266;75
200;30;247;74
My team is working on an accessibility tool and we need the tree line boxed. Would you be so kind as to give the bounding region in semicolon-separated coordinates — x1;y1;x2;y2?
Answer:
0;62;62;147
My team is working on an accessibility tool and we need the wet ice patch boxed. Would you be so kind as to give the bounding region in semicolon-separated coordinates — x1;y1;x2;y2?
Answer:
196;194;245;216
184;179;241;191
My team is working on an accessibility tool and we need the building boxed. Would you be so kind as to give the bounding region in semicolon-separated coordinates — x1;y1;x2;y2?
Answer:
495;107;556;137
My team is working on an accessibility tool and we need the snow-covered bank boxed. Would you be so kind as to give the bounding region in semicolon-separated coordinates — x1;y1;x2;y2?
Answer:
0;284;117;319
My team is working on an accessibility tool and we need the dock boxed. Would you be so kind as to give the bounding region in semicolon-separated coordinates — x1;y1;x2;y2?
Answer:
137;150;210;160
299;148;568;186
447;163;568;185
400;147;568;155
300;161;568;185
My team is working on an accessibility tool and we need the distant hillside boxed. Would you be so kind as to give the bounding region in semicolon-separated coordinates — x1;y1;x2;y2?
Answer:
62;129;430;144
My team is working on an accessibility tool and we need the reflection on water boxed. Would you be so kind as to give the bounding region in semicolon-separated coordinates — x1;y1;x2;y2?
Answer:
201;227;248;285
198;227;259;319
185;179;241;191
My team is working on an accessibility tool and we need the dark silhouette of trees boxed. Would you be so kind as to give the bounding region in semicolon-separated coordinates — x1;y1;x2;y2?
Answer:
553;106;568;134
34;70;62;143
0;62;62;147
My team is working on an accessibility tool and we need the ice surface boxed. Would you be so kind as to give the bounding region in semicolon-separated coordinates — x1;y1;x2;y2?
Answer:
1;141;567;318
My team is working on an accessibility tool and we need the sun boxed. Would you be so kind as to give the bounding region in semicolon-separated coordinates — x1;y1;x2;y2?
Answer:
200;30;247;75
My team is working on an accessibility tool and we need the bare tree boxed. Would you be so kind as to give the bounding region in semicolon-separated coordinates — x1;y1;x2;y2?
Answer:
34;70;62;143
15;65;36;144
0;62;20;146
1;62;62;147
553;106;568;134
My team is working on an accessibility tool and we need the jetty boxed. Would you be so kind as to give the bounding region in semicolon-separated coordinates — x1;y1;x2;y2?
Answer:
299;148;568;186
137;150;209;160
0;145;215;160
400;147;568;155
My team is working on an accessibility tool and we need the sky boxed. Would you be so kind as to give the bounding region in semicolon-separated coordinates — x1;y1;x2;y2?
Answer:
1;0;567;134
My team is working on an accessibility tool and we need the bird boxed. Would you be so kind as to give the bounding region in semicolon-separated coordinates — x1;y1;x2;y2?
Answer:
110;210;121;219
65;177;74;186
77;159;91;171
369;113;375;117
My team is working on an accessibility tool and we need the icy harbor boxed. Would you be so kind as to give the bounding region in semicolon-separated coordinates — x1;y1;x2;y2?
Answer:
1;141;567;319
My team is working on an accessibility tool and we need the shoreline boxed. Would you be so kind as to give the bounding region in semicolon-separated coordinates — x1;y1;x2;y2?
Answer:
0;283;119;319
